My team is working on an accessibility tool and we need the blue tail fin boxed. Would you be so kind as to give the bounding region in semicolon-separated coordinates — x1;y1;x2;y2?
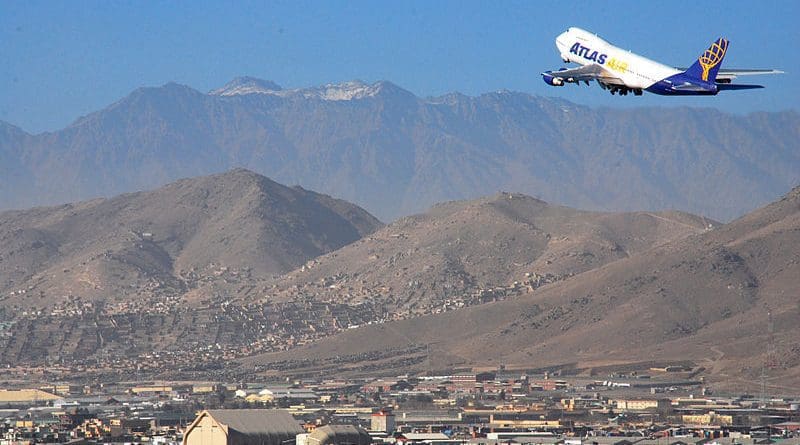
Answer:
684;38;729;83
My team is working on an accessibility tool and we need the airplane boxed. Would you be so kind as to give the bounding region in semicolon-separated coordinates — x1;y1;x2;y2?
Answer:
542;27;783;96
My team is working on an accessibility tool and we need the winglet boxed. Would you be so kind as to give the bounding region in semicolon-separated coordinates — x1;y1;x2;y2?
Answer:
684;38;729;83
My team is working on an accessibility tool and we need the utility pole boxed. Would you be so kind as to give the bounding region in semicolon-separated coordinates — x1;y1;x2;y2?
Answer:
760;311;776;407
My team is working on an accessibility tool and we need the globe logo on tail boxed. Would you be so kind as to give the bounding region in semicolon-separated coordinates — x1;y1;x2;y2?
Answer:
698;38;728;81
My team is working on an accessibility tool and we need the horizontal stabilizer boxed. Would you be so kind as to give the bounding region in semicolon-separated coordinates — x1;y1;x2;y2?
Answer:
716;84;764;90
718;68;784;75
676;68;784;75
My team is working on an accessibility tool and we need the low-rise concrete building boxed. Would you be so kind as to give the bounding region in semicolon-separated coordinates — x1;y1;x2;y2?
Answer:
613;398;670;411
371;410;396;433
183;409;304;445
0;389;63;407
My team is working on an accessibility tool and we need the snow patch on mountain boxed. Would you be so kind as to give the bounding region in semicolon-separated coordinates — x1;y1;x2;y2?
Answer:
209;77;283;96
211;78;394;101
313;81;384;100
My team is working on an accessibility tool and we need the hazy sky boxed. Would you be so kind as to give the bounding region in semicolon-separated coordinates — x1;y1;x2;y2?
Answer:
2;0;798;133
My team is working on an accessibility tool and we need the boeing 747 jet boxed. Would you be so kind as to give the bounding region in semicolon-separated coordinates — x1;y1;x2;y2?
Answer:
542;27;782;96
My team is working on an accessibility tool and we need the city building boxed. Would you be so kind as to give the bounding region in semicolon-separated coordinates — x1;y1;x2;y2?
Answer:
182;409;304;445
371;410;396;433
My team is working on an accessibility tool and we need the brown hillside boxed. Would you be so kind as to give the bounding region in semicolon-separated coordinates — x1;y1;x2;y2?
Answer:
261;193;713;314
245;186;800;392
0;187;711;372
0;169;382;311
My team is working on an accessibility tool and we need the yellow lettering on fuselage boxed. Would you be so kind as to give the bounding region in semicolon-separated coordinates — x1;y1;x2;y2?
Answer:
606;58;629;73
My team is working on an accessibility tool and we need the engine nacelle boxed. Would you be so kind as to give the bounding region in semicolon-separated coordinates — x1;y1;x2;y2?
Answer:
542;73;564;86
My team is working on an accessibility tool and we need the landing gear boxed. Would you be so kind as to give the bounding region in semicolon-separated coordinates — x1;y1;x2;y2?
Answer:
606;86;642;96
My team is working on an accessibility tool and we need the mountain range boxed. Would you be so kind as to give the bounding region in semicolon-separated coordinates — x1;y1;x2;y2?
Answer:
1;77;798;222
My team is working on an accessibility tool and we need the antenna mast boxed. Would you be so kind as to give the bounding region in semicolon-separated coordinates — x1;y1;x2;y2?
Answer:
760;311;776;406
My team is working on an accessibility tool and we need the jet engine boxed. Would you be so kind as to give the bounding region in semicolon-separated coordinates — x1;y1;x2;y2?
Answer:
542;72;564;86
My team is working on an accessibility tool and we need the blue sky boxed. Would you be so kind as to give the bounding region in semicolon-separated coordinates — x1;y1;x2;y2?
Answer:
2;0;798;134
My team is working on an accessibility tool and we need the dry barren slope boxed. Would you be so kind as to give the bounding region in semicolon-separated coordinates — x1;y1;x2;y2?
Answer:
245;186;800;392
262;193;713;311
0;169;381;310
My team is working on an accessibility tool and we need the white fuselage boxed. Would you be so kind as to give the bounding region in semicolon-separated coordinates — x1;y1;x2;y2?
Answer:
556;27;681;89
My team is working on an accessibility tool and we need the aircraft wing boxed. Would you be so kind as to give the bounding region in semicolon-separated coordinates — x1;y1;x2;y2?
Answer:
543;64;625;85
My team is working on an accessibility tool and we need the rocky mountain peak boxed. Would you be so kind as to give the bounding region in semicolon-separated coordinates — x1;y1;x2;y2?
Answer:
786;184;800;199
0;120;29;137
